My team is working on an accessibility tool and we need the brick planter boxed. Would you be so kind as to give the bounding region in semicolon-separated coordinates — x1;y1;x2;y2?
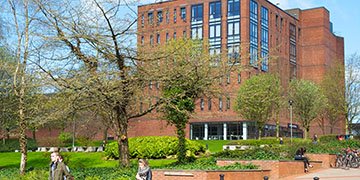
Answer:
217;159;323;179
152;169;270;180
306;153;337;168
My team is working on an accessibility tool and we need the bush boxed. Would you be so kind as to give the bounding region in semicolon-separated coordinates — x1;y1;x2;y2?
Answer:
105;136;206;159
0;139;37;152
161;157;259;170
58;132;72;146
226;137;310;146
318;134;338;142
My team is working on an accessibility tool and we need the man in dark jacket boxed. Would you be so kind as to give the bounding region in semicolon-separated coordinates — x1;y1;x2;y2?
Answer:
49;152;73;180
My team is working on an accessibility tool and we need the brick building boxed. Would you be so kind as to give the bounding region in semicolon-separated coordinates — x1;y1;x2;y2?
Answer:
130;0;345;140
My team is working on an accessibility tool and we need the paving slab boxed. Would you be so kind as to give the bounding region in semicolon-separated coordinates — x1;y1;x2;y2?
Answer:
290;168;360;180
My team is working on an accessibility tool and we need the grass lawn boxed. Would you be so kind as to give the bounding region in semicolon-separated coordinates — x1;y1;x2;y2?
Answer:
0;152;175;169
196;140;234;153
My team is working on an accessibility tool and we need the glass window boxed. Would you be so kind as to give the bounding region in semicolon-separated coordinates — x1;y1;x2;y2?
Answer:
228;0;240;17
237;73;241;84
191;4;203;22
150;35;153;45
141;36;144;45
219;97;223;111
166;32;169;42
208;98;212;110
250;0;258;67
157;10;163;24
261;6;269;71
157;33;160;44
173;32;177;39
228;44;240;64
226;96;231;110
174;9;177;23
183;30;186;38
166;10;169;23
210;1;221;19
141;14;144;27
181;7;186;20
208;123;224;140
191;123;205;140
227;122;243;140
200;98;204;111
148;12;153;25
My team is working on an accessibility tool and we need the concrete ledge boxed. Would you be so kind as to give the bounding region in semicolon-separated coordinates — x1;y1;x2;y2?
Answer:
164;172;194;176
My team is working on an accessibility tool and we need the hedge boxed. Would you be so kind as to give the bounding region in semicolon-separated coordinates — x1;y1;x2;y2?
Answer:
105;136;206;159
0;139;37;152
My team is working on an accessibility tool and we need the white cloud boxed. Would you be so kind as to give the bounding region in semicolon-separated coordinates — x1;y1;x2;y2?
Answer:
268;0;316;10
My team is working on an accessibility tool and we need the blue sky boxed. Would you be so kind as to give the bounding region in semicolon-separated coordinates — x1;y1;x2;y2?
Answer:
140;0;359;59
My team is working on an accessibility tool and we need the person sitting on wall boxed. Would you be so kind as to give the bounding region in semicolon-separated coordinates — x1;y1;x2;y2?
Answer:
294;147;313;173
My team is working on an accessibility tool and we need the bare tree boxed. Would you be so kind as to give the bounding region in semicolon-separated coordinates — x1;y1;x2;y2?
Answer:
33;0;162;167
345;53;360;133
6;0;31;174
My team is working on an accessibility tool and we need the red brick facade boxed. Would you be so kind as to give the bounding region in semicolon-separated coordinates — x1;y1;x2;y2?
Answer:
133;0;345;139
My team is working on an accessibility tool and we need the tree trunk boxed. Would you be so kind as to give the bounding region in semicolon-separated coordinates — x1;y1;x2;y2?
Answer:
32;130;36;140
103;127;108;144
176;122;186;164
258;128;262;140
115;105;130;167
304;128;309;140
19;95;27;175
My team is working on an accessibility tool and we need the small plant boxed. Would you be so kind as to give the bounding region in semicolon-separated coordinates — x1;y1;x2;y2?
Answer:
58;132;72;146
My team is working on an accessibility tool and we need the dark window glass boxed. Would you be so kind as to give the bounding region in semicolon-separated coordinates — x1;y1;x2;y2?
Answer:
210;1;221;19
181;7;186;20
148;12;153;24
227;0;240;17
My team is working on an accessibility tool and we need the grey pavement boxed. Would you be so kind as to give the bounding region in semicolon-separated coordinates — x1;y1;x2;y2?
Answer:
294;168;360;180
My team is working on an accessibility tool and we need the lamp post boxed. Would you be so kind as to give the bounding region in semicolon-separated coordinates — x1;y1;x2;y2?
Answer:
288;100;293;144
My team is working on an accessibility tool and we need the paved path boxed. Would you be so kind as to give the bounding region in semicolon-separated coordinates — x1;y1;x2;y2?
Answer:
293;168;360;180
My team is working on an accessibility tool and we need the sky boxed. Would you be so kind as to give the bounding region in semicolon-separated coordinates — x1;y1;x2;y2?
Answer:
139;0;360;60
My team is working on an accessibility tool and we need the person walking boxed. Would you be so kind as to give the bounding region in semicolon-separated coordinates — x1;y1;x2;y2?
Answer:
294;147;313;173
136;159;152;180
49;152;73;180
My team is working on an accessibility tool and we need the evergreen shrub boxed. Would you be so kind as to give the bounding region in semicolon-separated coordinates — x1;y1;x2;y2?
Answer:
105;136;206;159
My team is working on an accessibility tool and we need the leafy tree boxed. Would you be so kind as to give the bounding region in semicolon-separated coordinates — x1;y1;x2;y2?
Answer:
155;39;219;163
321;62;346;133
288;79;325;139
235;74;282;139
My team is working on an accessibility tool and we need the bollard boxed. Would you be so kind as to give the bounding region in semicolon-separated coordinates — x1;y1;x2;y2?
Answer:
264;176;269;180
313;177;319;180
219;174;225;180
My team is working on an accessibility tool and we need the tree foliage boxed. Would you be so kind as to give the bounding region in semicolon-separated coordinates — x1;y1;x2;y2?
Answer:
155;39;220;163
288;79;325;139
321;62;346;133
235;73;282;139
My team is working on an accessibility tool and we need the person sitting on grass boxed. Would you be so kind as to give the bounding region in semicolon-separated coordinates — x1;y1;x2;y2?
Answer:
294;147;313;173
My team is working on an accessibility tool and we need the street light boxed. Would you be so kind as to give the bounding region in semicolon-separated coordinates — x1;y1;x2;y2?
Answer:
288;100;293;144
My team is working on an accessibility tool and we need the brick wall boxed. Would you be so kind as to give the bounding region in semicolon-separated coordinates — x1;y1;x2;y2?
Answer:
152;169;270;180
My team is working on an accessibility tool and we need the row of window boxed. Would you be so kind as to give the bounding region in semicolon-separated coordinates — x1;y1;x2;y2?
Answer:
147;73;242;91
141;7;186;27
200;96;231;111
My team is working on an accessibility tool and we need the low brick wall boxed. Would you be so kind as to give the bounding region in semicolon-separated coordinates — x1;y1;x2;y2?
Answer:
152;169;271;180
217;159;323;179
306;153;336;168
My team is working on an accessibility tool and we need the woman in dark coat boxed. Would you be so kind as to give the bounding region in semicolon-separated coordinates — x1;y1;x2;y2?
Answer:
294;147;313;172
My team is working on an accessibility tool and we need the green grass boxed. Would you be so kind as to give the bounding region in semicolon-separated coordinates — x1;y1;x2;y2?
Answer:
195;140;234;153
0;152;175;169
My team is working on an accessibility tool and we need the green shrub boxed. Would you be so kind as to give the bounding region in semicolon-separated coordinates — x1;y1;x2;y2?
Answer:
105;136;206;159
226;137;310;146
58;132;72;146
161;157;258;170
0;139;37;152
318;134;338;142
